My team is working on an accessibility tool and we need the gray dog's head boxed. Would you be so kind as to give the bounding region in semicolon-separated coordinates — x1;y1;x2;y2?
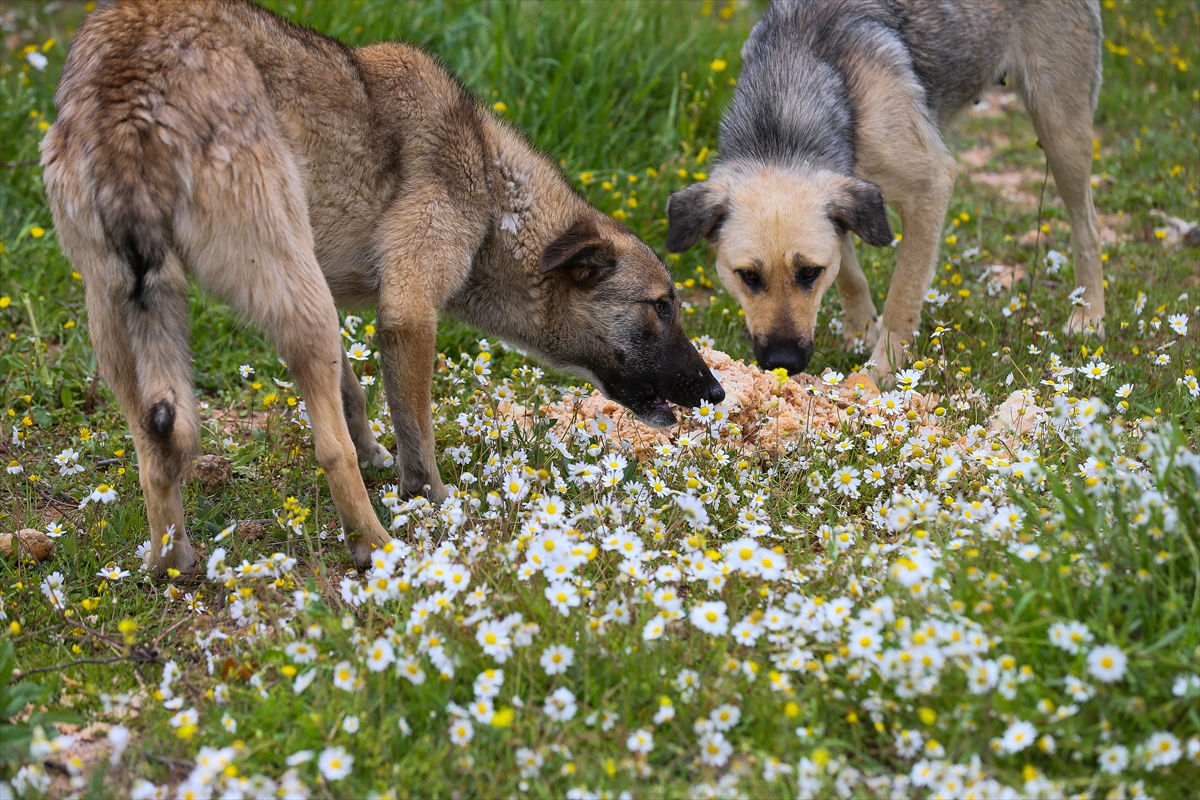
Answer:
533;214;725;427
666;165;892;375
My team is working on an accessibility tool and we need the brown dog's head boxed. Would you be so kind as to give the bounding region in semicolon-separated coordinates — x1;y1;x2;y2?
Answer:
532;214;724;427
666;165;892;374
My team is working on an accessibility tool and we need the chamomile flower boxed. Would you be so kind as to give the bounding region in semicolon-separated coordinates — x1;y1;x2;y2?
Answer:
96;563;130;581
55;448;84;475
332;661;358;691
998;719;1037;754
543;687;577;722
831;466;862;496
1086;644;1127;683
286;641;318;664
539;644;574;676
690;601;729;636
365;637;395;672
1049;620;1093;655
1143;732;1182;768
318;746;354;781
709;704;741;731
1098;744;1129;774
544;581;581;616
626;728;654;754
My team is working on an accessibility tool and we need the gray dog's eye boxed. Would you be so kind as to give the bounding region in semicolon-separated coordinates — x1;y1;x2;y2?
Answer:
795;265;824;286
736;269;765;291
653;299;671;319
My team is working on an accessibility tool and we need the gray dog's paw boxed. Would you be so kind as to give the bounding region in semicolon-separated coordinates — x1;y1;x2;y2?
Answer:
1063;308;1106;339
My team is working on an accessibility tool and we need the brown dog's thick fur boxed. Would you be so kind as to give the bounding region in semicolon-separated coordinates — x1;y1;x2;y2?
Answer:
43;0;722;575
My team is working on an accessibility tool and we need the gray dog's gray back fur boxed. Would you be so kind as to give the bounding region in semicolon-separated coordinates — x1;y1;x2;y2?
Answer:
722;0;1102;172
667;0;1105;382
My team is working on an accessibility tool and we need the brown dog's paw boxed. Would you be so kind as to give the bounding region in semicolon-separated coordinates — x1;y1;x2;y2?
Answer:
360;442;395;469
146;544;200;579
347;536;386;573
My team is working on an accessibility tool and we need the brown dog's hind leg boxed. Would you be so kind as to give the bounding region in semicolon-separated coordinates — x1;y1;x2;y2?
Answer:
82;251;199;576
183;172;391;571
214;262;392;569
280;302;392;567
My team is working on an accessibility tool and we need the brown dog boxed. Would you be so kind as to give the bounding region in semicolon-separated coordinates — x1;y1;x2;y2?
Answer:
667;0;1106;378
42;0;723;575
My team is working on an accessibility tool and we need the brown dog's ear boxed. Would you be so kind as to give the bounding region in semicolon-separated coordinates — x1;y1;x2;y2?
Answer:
539;218;615;276
666;182;726;252
830;178;893;247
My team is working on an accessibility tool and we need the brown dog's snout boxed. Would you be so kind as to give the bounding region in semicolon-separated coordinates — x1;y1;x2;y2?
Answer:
664;360;725;407
702;369;725;404
660;329;725;407
754;337;813;376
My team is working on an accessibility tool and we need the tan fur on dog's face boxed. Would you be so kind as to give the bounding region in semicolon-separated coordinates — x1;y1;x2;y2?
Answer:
713;169;845;372
666;165;892;374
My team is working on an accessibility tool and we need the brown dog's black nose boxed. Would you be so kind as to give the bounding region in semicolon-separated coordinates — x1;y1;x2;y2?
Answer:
705;375;725;404
756;339;812;375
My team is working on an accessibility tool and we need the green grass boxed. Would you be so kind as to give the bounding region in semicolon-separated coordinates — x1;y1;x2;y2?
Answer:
1;1;1198;798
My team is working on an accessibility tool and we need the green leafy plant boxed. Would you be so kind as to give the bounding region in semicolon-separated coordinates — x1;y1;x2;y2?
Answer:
0;641;79;780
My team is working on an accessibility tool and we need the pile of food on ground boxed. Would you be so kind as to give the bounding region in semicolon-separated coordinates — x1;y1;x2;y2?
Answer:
519;348;946;457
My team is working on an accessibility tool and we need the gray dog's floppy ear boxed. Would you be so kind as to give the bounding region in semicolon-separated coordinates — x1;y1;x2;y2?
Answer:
830;178;893;247
666;182;726;252
539;218;614;275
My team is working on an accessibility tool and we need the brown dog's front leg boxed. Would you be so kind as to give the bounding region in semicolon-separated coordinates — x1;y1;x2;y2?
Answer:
376;307;447;504
340;350;394;469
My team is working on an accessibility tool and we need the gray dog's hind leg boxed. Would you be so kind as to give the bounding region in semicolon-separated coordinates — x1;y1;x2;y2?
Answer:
1015;4;1106;336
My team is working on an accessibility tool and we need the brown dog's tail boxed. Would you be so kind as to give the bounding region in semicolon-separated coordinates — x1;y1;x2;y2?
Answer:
44;112;198;490
90;96;196;471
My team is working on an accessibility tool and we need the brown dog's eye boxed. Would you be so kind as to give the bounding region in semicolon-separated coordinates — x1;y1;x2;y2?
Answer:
653;299;671;319
736;270;765;292
795;265;824;287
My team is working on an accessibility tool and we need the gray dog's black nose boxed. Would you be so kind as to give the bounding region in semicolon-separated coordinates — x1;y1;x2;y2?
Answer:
757;340;811;376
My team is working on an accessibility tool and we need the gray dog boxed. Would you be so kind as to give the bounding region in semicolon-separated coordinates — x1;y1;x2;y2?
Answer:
667;0;1105;377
